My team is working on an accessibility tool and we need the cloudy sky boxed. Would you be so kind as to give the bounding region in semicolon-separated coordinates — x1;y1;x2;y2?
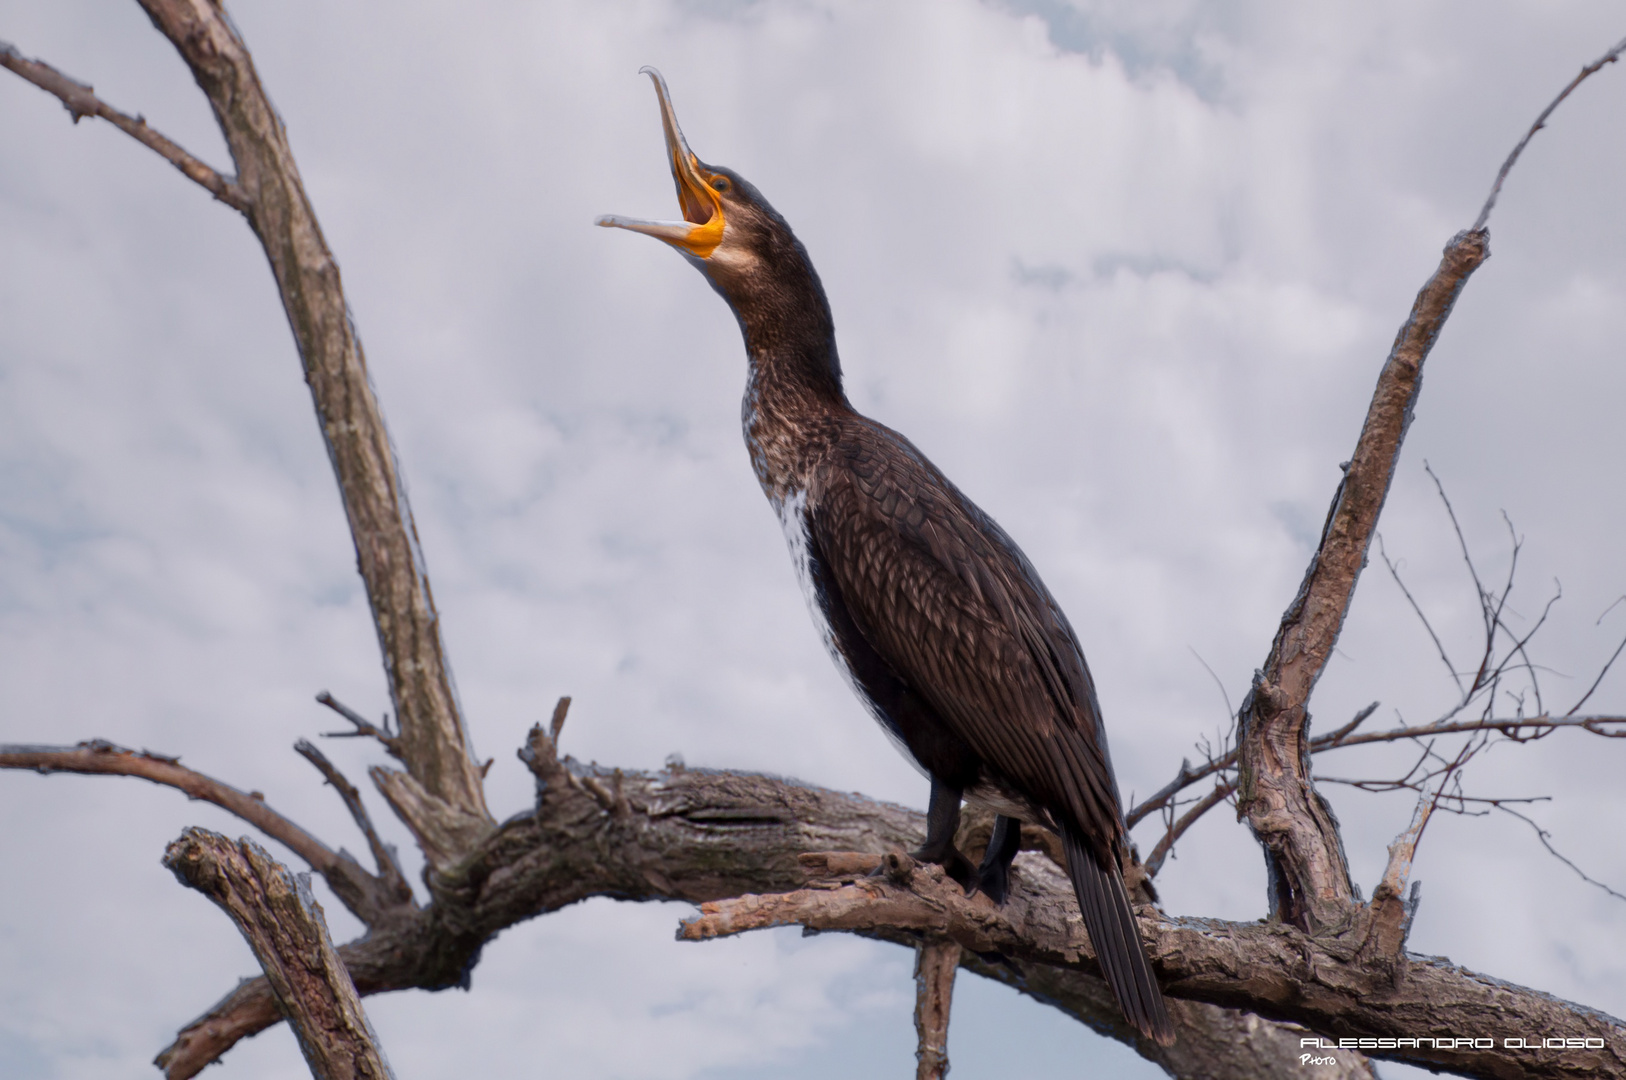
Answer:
2;1;1624;1077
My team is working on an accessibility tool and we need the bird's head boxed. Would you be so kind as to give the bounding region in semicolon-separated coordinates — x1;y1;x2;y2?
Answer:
597;68;814;312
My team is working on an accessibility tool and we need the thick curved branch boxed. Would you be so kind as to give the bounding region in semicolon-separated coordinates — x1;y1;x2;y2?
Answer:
154;743;1626;1080
125;0;492;854
163;829;395;1080
154;740;1368;1080
0;40;247;211
0;740;402;925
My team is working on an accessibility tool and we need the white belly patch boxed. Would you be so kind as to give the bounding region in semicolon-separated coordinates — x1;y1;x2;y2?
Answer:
772;488;928;777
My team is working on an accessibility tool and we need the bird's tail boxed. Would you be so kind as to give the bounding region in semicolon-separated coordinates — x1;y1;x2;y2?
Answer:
1061;824;1175;1046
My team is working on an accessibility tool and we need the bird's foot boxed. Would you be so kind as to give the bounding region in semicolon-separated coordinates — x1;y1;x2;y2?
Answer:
910;844;977;893
976;859;1011;906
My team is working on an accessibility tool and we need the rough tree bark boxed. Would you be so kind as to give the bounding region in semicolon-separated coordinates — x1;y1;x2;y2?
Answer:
163;829;395;1080
2;7;1624;1080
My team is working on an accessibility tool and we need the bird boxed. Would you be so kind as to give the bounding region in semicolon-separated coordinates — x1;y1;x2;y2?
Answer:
599;68;1175;1046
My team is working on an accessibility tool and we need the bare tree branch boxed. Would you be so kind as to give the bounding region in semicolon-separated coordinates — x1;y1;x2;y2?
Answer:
1379;534;1464;692
683;838;1625;1079
0;40;248;211
1127;702;1378;830
1236;228;1490;931
1567;608;1626;716
1317;713;1626;752
155;744;1381;1080
137;740;1625;1080
1473;33;1626;231
1127;698;1621;879
0;740;401;924
316;691;403;759
125;0;493;856
163;829;395;1080
913;938;958;1080
295;739;414;907
1497;805;1626;904
1143;781;1235;877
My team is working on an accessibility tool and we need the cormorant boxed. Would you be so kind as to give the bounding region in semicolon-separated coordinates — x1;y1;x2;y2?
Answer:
600;69;1174;1046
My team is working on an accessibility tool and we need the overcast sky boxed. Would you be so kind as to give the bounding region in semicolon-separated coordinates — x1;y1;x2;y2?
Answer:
2;2;1624;1078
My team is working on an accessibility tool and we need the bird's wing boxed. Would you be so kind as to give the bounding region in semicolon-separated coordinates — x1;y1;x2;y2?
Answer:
808;419;1125;849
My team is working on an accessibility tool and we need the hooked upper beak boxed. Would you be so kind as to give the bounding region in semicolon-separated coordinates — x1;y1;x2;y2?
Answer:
597;68;726;259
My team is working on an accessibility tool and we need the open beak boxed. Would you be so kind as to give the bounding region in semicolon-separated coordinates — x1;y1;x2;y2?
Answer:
597;68;726;259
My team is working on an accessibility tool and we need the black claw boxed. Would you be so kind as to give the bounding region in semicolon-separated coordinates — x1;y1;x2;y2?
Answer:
974;814;1023;905
977;861;1010;905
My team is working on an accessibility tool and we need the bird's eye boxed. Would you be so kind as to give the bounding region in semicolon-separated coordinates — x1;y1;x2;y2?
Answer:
712;177;731;193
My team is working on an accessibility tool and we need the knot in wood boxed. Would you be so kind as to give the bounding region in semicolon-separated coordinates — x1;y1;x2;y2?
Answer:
882;849;917;887
1249;675;1288;719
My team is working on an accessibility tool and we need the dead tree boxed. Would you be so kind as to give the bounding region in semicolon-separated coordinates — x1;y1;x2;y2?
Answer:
3;7;1625;1078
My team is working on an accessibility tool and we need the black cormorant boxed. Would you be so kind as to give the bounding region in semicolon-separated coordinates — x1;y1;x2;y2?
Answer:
600;69;1174;1046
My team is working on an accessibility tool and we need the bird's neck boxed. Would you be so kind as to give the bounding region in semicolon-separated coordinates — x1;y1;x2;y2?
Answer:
730;277;849;503
720;249;844;407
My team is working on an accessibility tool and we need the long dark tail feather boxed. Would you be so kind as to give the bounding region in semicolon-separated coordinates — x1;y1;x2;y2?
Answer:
1061;824;1176;1046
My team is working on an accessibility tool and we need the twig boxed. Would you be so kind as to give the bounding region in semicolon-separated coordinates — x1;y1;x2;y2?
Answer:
1324;702;1383;745
914;939;959;1080
1379;533;1463;692
1567;611;1626;716
317;691;403;759
1317;778;1548;809
1472;33;1626;231
1128;759;1198;828
0;40;248;211
162;829;395;1080
1144;781;1235;876
1497;805;1626;904
295;740;413;906
1372;744;1466;902
2;740;334;877
1127;701;1376;828
1188;646;1237;724
1326;713;1624;752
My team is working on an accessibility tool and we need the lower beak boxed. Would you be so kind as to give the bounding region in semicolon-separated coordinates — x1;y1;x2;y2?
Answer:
597;68;725;259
